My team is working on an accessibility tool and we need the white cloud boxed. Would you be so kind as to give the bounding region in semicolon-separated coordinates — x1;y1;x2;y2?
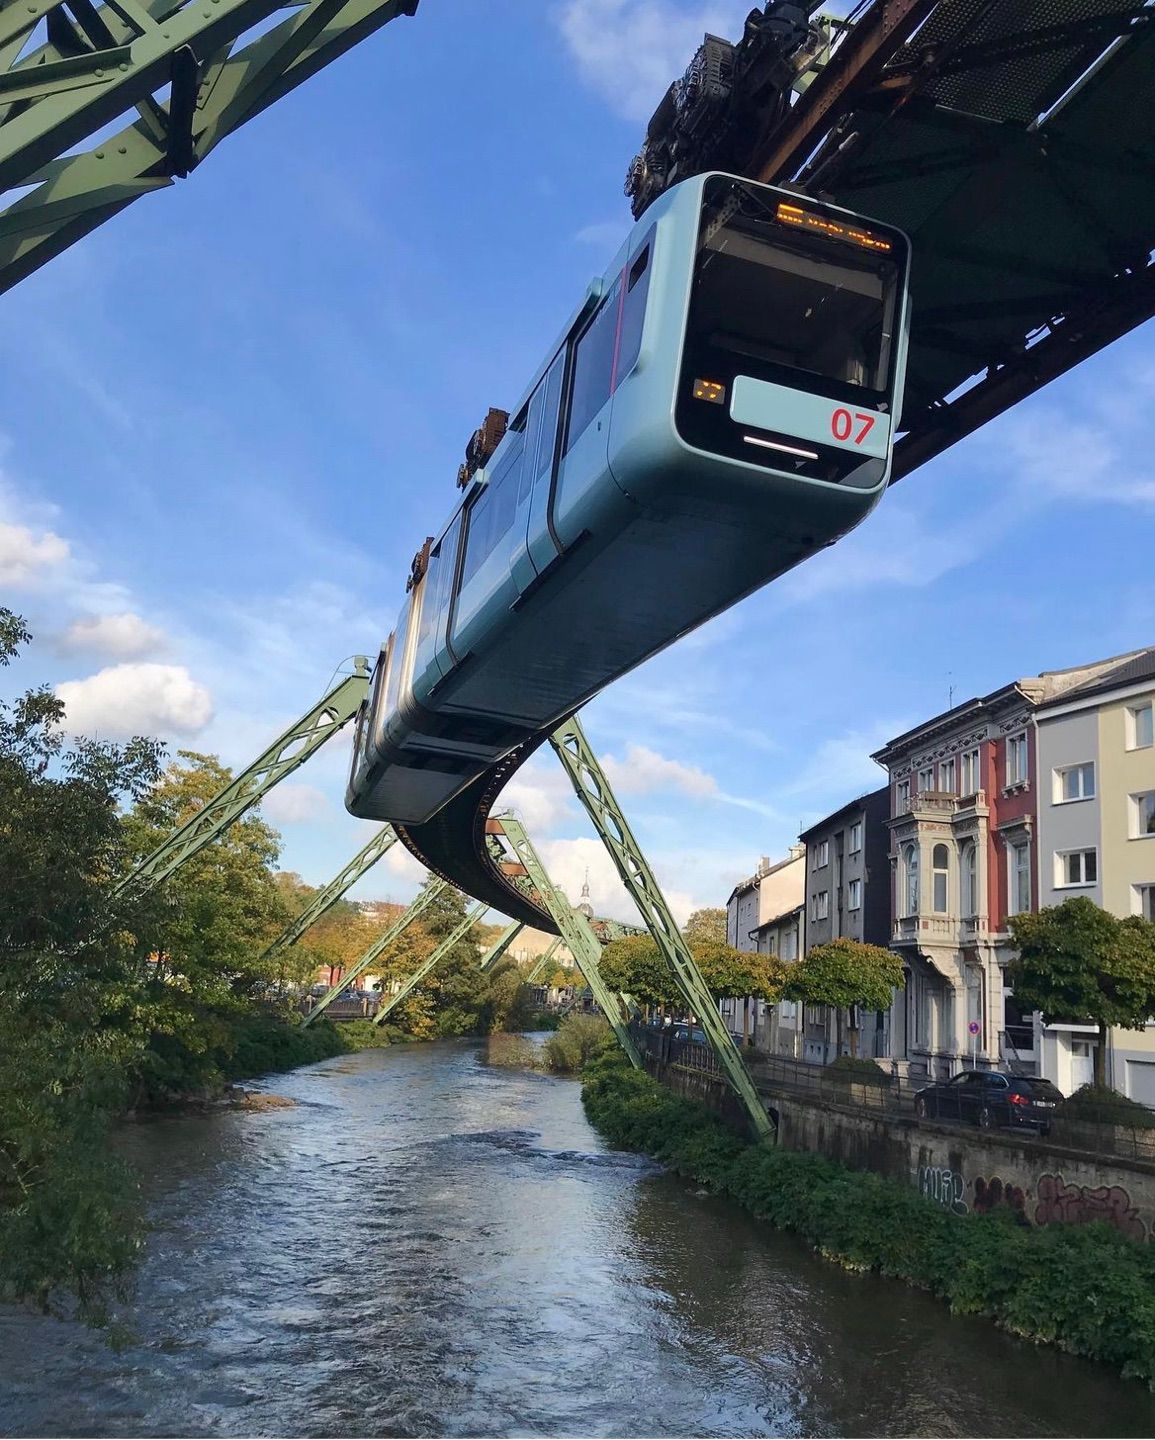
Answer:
262;783;330;824
383;842;427;888
0;519;69;585
574;219;630;253
56;663;213;739
494;753;578;833
59;611;168;659
556;0;737;122
602;742;717;798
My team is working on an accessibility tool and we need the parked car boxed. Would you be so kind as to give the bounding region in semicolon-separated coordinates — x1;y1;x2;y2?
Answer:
914;1070;1064;1133
671;1024;708;1046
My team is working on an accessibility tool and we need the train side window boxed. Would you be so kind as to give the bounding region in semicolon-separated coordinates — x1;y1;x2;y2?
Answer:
382;603;409;716
564;278;621;456
414;514;461;663
614;236;652;387
460;432;524;588
521;353;565;503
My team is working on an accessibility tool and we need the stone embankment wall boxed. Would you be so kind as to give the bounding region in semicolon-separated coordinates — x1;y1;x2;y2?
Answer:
648;1057;1155;1241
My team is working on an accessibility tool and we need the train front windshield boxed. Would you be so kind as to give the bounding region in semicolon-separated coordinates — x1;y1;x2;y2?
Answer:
677;176;906;479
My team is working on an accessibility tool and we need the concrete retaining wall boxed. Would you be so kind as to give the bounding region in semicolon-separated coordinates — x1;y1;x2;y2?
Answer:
647;1056;1155;1241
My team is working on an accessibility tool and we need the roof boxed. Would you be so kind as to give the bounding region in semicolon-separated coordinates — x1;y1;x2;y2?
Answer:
1037;645;1155;710
798;785;890;841
755;904;805;933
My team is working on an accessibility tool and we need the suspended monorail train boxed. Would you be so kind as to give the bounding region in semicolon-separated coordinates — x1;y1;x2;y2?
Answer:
348;172;911;825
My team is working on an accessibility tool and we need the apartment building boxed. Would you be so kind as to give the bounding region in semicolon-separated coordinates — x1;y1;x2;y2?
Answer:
1034;647;1155;1096
723;848;805;1048
797;788;891;1062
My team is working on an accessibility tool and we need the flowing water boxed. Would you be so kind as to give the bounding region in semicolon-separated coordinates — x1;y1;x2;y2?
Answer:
2;1039;1154;1438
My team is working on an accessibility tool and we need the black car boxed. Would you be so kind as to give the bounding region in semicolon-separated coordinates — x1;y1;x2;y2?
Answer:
913;1070;1064;1133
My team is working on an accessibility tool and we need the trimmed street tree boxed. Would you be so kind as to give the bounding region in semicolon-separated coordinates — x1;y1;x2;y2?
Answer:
784;938;905;1057
683;907;726;946
1008;897;1155;1087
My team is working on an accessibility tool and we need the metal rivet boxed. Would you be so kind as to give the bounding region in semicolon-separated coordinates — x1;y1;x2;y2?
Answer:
118;145;127;155
94;68;104;77
95;150;105;159
119;62;128;71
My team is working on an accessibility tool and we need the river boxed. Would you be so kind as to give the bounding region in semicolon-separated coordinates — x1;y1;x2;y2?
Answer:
2;1040;1153;1438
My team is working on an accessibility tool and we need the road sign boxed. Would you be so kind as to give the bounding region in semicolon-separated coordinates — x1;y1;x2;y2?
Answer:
968;1021;980;1035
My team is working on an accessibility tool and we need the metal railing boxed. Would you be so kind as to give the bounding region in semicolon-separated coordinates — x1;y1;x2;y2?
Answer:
632;1022;1155;1162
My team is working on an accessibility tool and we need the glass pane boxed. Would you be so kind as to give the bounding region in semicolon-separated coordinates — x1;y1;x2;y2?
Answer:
1086;850;1097;883
1136;705;1154;748
461;437;523;588
615;240;652;386
933;873;947;913
565;281;621;455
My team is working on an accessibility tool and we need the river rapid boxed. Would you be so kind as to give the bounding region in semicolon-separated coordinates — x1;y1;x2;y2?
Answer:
2;1039;1154;1438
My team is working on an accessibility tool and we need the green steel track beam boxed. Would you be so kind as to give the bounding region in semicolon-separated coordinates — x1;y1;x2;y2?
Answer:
549;716;773;1141
477;919;522;974
120;660;370;900
372;901;485;1025
490;816;641;1070
261;824;397;963
117;659;370;901
0;0;418;293
301;875;445;1025
526;936;562;985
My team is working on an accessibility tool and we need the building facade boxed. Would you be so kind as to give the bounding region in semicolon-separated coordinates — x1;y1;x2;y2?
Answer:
723;848;805;1048
1034;648;1155;1096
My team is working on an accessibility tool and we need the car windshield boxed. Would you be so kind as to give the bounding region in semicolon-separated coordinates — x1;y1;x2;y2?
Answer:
1029;1080;1064;1099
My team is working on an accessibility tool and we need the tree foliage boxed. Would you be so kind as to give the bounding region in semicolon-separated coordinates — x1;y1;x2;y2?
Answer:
598;933;788;1010
1009;898;1155;1086
784;939;905;1056
683;907;726;945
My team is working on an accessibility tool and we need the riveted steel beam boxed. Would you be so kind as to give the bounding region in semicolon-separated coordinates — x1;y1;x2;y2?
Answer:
372;901;485;1025
549;716;773;1140
117;659;370;901
0;0;418;292
478;919;523;974
302;876;445;1025
526;936;562;985
261;824;398;964
490;816;641;1070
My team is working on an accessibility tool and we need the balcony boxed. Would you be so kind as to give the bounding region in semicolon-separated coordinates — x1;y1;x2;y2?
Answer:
892;914;958;943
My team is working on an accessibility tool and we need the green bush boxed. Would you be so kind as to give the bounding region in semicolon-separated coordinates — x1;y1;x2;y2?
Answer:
581;1048;1155;1388
484;1034;542;1069
826;1055;891;1086
543;1013;611;1073
1060;1084;1155;1130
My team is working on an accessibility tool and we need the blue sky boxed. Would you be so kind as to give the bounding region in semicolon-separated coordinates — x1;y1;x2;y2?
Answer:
2;0;1154;924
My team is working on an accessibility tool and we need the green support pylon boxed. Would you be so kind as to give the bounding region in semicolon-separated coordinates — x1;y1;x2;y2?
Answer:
373;901;485;1025
0;0;418;294
116;661;369;901
261;825;397;963
302;876;446;1026
491;816;641;1070
526;936;562;985
478;920;523;974
549;716;773;1141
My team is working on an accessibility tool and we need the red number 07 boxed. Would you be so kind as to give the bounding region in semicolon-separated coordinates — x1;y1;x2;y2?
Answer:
831;408;876;445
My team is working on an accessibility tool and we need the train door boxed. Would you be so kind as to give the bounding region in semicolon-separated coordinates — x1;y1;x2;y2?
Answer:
512;351;566;589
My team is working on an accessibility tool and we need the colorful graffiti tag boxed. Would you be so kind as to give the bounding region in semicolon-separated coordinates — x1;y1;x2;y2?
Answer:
971;1176;1027;1220
1034;1172;1147;1241
918;1164;967;1215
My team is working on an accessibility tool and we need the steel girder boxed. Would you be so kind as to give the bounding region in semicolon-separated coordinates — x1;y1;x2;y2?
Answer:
526;936;561;985
548;717;773;1141
301;873;445;1025
477;919;522;974
118;659;369;900
260;823;397;963
490;815;641;1070
372;901;485;1025
0;0;418;293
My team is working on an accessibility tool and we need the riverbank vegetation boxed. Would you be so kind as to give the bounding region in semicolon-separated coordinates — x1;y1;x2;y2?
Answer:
485;1014;611;1074
582;1045;1155;1388
0;609;547;1327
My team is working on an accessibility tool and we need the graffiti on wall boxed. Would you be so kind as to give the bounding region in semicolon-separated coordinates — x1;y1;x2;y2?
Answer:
971;1176;1027;1220
918;1164;967;1215
1034;1172;1147;1241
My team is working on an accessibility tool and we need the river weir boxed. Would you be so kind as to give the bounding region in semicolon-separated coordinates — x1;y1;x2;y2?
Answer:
2;1040;1153;1438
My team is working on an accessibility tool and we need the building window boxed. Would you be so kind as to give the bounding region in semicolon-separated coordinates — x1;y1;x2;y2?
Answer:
1006;732;1028;786
918;766;935;793
848;878;862;910
814;891;829;921
896;778;910;813
1055;848;1097;888
1010;841;1031;914
931;843;949;913
961;840;978;917
1130;791;1155;839
1134;884;1155;922
902;843;919;916
1127;701;1154;751
813;839;829;868
848;821;862;854
939;757;956;793
1054;762;1095;804
960;747;981;795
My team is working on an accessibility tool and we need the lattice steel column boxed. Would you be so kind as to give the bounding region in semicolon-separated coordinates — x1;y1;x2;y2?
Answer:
490;816;641;1069
118;660;370;900
262;825;397;963
478;920;523;973
549;716;773;1140
302;876;445;1025
526;936;562;985
373;902;485;1025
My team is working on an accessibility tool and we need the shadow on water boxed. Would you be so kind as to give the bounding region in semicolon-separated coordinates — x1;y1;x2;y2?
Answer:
1;1039;1154;1438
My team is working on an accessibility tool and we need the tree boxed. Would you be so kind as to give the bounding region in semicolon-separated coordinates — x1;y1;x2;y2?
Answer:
784;939;905;1057
1009;898;1155;1087
599;935;680;1008
693;940;789;1045
684;907;726;946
